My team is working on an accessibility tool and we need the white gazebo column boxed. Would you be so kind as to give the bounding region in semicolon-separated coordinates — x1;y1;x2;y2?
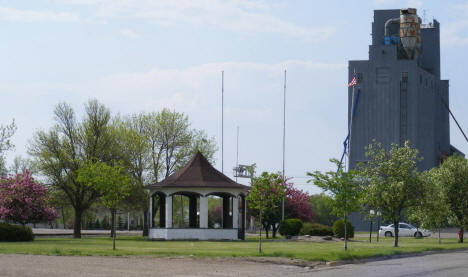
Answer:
149;194;153;228
232;196;239;229
165;195;172;228
200;196;208;228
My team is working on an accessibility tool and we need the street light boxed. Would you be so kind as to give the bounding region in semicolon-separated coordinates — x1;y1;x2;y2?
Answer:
369;209;375;243
376;211;382;242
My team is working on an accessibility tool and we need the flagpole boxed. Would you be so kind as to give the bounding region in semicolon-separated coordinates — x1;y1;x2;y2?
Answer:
221;70;224;173
348;69;356;171
236;126;239;183
282;69;286;222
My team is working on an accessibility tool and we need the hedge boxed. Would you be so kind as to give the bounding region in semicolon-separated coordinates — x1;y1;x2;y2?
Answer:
279;219;303;237
0;223;34;241
300;223;333;236
332;219;354;239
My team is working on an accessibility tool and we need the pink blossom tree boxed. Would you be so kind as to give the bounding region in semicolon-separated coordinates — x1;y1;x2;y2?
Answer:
285;184;315;222
0;171;58;226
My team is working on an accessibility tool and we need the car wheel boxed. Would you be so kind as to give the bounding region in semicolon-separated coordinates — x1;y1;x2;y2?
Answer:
385;231;393;237
414;232;422;238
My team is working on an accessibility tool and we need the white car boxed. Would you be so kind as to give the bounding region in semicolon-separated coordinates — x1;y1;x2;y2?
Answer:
379;223;431;238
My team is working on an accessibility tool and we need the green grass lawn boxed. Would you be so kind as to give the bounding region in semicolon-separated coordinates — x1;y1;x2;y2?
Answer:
0;236;466;262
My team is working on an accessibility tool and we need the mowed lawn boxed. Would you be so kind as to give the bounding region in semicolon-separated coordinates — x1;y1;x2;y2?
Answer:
0;236;466;262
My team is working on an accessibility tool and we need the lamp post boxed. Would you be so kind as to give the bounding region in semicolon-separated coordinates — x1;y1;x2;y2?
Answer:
376;211;382;242
369;209;375;243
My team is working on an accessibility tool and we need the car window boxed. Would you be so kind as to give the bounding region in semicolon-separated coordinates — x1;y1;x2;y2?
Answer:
407;224;416;229
399;224;409;229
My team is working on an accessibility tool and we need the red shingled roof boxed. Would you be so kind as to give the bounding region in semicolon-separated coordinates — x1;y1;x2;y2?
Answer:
146;152;249;189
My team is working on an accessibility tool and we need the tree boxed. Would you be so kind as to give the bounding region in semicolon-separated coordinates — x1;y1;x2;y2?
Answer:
0;171;58;225
308;159;361;250
436;155;468;243
358;141;423;247
0;120;16;176
139;109;216;235
284;184;314;223
408;170;450;244
146;109;217;179
77;160;132;250
246;172;285;252
309;194;338;226
29;100;115;238
49;187;73;229
114;115;151;235
9;155;37;176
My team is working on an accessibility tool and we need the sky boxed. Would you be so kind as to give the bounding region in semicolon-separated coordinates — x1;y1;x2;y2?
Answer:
1;0;468;194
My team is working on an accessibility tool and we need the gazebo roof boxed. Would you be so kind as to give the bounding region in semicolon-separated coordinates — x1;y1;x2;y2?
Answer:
147;152;249;190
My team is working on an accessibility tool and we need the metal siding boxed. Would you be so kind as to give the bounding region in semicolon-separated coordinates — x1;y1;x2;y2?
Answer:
348;9;451;230
349;10;449;172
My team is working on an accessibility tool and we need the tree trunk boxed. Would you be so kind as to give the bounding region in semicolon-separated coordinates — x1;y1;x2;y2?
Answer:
344;215;348;251
258;211;262;253
110;209;116;238
438;228;441;244
263;223;269;239
272;224;278;238
143;211;149;236
393;220;399;247
61;207;66;229
112;209;117;250
73;208;83;239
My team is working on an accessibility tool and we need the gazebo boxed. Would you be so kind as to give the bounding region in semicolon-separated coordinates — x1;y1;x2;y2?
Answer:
146;152;249;240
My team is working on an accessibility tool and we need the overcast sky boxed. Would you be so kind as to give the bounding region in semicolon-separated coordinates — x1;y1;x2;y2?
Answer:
1;0;468;194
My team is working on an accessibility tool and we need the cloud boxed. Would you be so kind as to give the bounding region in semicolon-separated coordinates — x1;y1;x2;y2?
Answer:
120;28;139;38
3;60;348;185
63;60;346;117
55;0;335;41
0;6;79;22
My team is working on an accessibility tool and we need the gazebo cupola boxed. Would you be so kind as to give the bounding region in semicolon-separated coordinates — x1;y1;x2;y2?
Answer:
146;152;248;240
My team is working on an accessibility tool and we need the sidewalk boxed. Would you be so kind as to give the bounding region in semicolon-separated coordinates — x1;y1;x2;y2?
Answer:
33;228;143;237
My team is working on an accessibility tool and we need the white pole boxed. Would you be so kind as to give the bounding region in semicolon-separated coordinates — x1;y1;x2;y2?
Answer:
221;71;224;173
282;70;286;222
236;126;239;182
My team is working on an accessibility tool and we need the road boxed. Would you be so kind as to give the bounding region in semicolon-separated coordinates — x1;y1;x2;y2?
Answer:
0;250;467;277
310;250;468;277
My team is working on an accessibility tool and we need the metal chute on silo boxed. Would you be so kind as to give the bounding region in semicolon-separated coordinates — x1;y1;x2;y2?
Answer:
399;8;422;60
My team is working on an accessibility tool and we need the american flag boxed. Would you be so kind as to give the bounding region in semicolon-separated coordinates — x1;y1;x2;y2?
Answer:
348;76;357;87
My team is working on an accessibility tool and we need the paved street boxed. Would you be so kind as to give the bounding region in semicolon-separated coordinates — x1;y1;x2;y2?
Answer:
310;250;468;277
1;250;468;277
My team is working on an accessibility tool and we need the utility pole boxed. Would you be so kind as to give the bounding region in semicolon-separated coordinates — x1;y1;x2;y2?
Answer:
282;70;286;222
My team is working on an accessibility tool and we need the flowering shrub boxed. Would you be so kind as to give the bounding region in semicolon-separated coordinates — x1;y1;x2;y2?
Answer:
284;184;315;222
0;171;58;225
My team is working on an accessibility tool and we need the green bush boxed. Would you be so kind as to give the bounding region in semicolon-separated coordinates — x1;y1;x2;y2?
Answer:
300;223;333;236
332;219;354;239
279;219;303;237
0;223;34;241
